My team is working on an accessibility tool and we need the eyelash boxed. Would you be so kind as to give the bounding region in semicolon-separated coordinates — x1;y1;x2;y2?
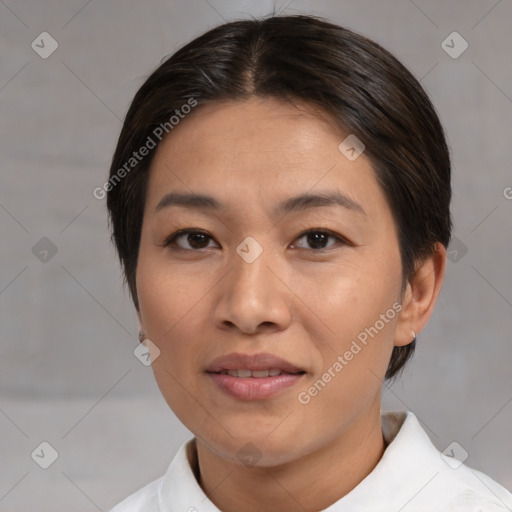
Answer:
158;226;351;252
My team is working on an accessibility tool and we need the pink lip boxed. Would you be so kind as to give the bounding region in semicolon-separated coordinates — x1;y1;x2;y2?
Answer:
205;352;304;373
207;373;305;400
205;352;306;401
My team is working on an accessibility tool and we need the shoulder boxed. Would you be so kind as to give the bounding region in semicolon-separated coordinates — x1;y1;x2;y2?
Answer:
371;411;512;511
108;476;162;512
108;437;200;511
430;464;512;511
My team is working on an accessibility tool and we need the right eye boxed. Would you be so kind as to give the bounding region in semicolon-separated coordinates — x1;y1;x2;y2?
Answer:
160;229;219;251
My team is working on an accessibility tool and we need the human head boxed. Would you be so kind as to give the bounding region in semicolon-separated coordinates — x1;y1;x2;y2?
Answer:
106;14;451;381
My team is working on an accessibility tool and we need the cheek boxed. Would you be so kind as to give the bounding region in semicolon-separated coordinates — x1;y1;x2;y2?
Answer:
137;257;206;335
291;264;400;434
136;258;209;383
291;255;400;347
136;261;211;423
290;254;402;418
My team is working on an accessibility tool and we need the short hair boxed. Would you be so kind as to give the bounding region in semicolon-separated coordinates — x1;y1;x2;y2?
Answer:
106;14;452;380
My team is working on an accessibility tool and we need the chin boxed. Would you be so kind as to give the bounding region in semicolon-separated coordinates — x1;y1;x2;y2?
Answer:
200;425;310;468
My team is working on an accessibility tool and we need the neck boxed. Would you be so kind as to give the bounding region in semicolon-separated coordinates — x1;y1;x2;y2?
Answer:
195;400;385;512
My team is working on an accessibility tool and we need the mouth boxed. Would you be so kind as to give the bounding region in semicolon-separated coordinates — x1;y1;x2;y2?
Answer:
205;352;307;400
205;351;305;374
212;368;305;378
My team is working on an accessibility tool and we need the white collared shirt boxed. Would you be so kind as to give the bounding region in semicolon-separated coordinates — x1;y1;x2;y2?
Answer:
110;411;512;511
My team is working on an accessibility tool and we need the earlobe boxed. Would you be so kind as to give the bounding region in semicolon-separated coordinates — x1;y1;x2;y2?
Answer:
136;310;145;342
394;243;447;347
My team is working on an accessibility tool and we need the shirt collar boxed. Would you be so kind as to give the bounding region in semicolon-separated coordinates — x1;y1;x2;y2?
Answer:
323;410;442;510
156;411;452;511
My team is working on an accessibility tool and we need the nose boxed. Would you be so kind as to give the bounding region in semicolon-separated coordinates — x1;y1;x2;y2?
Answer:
213;244;292;335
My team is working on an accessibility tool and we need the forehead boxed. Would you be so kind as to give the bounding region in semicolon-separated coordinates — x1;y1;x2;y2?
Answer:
152;98;343;169
145;98;388;221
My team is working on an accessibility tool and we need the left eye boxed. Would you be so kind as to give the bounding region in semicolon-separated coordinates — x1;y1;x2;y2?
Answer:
292;229;345;250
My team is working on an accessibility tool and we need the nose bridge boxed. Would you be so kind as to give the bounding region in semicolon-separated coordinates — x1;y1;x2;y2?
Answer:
230;235;276;302
213;235;291;333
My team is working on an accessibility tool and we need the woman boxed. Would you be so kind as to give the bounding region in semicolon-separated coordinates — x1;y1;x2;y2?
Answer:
106;14;512;512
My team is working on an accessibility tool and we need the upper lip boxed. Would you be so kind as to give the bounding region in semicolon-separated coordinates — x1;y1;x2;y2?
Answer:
205;352;305;373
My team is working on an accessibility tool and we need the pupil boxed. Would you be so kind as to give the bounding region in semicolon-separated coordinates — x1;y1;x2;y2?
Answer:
309;232;327;249
189;233;208;248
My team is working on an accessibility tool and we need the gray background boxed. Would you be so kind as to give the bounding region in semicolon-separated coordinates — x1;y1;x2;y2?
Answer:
1;0;511;510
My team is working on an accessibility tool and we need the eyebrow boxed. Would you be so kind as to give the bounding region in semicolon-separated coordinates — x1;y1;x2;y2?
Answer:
154;191;367;217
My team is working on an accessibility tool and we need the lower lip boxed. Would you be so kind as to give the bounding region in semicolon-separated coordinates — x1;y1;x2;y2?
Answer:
207;372;305;400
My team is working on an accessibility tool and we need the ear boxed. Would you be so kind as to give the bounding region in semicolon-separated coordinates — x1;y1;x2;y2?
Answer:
394;242;447;347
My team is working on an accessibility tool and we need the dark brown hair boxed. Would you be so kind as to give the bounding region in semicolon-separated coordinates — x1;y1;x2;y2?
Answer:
106;14;452;380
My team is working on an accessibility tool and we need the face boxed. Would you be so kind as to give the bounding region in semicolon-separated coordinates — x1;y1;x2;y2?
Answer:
136;97;405;466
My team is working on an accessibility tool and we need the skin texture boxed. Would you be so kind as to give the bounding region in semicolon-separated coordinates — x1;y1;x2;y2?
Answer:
135;97;446;512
